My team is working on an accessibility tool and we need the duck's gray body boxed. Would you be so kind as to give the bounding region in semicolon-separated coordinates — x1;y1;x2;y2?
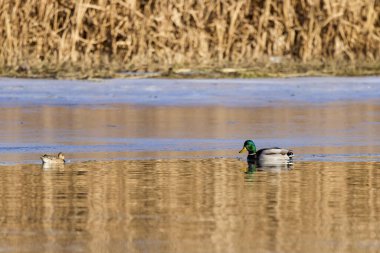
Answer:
240;140;294;166
254;148;294;165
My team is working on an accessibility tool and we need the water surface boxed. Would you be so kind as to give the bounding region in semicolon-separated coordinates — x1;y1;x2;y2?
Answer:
0;77;380;252
1;77;379;106
0;101;379;164
0;159;379;253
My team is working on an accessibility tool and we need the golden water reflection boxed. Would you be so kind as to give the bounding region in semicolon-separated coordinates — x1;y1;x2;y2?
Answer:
0;159;379;253
1;102;379;140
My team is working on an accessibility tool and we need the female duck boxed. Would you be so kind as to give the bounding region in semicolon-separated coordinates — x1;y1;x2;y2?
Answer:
40;152;66;165
239;140;293;165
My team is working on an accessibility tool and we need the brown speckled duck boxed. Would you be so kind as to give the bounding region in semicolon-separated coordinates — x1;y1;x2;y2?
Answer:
40;152;66;165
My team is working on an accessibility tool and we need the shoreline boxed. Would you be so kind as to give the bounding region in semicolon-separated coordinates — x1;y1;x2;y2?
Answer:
2;61;380;80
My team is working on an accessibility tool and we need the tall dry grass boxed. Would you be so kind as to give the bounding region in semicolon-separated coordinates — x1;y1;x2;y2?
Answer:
0;0;379;76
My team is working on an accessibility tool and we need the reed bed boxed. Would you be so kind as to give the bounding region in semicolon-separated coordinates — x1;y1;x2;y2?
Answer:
0;0;379;78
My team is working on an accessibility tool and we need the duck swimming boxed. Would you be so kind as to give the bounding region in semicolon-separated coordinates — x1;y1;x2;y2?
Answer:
40;152;65;165
239;140;293;165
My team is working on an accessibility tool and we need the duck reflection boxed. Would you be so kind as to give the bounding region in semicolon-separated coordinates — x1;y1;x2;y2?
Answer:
244;160;293;174
41;163;65;170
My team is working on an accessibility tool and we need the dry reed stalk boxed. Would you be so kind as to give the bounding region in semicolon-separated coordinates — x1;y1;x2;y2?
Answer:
0;0;379;77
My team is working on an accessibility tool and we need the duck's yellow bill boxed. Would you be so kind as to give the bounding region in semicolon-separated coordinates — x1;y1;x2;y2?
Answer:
239;147;247;153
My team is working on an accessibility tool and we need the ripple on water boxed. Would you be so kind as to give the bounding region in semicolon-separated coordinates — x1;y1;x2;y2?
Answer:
0;159;379;253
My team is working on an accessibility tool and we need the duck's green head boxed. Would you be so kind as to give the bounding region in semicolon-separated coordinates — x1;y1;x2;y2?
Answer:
239;140;257;154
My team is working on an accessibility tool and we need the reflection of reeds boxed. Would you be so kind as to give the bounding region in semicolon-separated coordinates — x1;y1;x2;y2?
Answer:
1;160;380;252
0;0;379;77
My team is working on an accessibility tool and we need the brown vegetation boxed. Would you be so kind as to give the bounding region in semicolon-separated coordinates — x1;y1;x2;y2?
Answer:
0;0;379;78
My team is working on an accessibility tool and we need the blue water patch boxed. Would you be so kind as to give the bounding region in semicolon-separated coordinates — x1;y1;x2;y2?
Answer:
0;138;240;154
2;136;378;154
1;77;380;107
298;153;380;162
1;137;379;164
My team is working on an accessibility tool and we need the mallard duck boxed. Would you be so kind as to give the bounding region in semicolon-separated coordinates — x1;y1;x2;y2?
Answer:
40;152;65;164
239;140;293;165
